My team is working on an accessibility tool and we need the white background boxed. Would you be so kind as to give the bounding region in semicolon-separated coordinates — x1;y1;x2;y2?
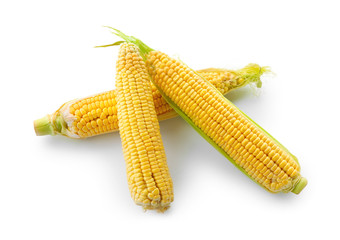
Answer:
1;0;339;239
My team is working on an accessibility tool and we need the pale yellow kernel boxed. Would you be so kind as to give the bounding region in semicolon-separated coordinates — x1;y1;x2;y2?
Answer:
242;139;250;149
227;137;236;146
268;150;276;158
74;109;81;117
98;126;103;133
104;100;109;108
256;139;263;147
83;114;90;122
69;106;75;114
276;156;283;165
76;122;83;130
263;179;271;186
97;119;103;126
246;154;254;163
274;167;281;175
234;142;242;151
271;164;277;172
233;120;240;127
72;103;79;110
257;174;264;183
91;121;97;128
252;148;260;156
78;130;85;136
264;146;271;154
100;112;107;119
283;163;290;172
234;131;242;139
249;145;256;153
255;151;264;160
249;133;256;142
263;169;271;177
80;108;86;115
83;104;89;112
95;101;100;108
267;172;274;179
82;126;88;132
281;179;289;186
277;171;285;179
290;169;298;178
256;163;264;171
108;116;114;123
279;160;287;169
287;167;294;176
79;119;86;126
108;107;113;115
270;183;277;191
253;160;260;169
243;128;251;137
244;142;252;150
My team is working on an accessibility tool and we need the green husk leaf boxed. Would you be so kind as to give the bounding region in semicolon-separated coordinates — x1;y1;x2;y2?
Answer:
97;27;154;60
233;63;272;88
95;41;125;48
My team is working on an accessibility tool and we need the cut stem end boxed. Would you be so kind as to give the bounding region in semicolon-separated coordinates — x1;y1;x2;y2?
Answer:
291;177;308;194
34;116;55;136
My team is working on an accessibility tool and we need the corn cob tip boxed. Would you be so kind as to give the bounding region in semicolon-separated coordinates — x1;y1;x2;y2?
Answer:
235;63;272;88
291;177;308;194
143;205;170;213
34;115;55;136
96;27;154;60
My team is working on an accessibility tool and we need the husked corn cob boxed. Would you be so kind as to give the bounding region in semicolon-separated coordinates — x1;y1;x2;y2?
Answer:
116;43;173;211
110;29;307;194
34;64;264;138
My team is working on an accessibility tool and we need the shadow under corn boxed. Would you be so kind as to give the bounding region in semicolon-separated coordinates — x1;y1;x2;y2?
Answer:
225;86;255;103
42;130;122;162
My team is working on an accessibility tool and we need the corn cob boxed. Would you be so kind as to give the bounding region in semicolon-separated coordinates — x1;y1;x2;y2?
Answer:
34;64;265;138
110;29;307;194
115;43;173;211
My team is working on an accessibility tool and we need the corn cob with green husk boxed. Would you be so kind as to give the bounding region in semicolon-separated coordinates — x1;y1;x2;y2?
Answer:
115;42;173;211
34;64;265;139
107;28;307;194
